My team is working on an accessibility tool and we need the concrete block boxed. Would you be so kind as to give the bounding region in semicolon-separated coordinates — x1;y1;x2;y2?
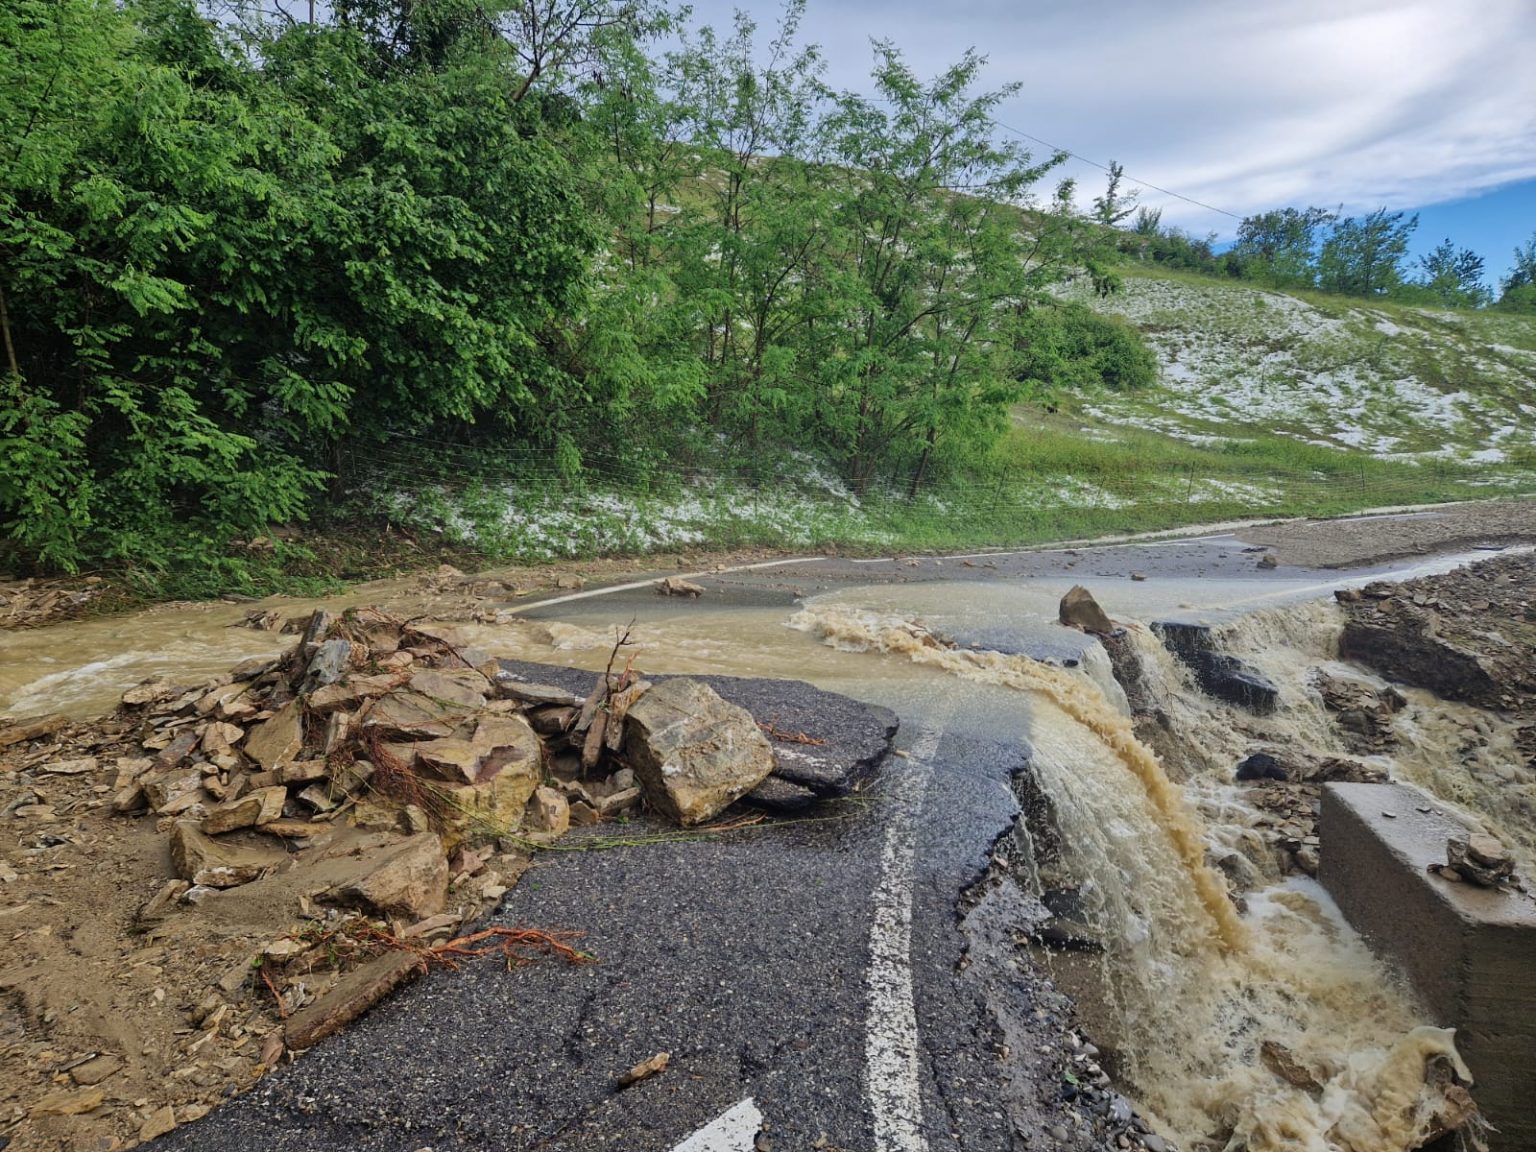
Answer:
1319;782;1536;1150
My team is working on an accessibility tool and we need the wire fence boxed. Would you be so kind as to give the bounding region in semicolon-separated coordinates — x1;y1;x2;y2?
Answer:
332;429;1536;558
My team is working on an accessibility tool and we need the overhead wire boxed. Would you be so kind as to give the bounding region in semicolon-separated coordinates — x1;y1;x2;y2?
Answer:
983;115;1243;220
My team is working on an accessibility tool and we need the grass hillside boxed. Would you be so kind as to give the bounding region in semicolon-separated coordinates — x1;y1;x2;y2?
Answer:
1059;269;1536;469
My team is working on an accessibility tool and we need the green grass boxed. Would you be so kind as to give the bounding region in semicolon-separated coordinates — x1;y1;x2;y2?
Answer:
339;405;1533;569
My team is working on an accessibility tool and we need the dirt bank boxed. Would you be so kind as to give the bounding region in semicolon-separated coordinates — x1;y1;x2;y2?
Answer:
1236;499;1536;569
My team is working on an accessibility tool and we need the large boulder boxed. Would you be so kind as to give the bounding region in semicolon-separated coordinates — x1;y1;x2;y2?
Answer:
360;690;465;740
406;668;490;710
244;701;305;770
430;714;544;841
1059;586;1115;634
168;820;284;886
624;679;774;825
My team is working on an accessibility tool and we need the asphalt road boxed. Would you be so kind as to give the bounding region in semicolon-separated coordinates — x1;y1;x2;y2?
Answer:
160;521;1509;1152
162;665;1104;1152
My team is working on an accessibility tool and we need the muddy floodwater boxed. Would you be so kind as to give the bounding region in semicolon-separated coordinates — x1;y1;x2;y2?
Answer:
2;544;1524;1150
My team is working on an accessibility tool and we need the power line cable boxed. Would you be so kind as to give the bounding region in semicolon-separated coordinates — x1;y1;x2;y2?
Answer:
984;115;1243;220
860;92;1243;220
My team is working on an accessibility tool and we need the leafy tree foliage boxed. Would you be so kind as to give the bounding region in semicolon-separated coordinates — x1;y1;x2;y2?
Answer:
1231;206;1335;287
1317;208;1418;297
811;45;1077;491
2;0;605;577
1016;303;1156;395
1117;201;1500;313
2;0;1145;582
2;0;328;574
1499;233;1536;313
1407;238;1490;308
1092;161;1139;227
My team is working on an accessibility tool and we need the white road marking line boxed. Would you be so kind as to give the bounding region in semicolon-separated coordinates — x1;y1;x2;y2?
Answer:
511;557;823;614
670;1097;765;1151
866;727;940;1152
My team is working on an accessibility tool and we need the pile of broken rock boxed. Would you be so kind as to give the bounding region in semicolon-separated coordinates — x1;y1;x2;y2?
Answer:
114;606;788;895
3;605;866;1151
1429;833;1525;891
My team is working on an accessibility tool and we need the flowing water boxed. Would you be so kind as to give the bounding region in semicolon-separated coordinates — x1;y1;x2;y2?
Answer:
3;554;1520;1150
789;603;1479;1151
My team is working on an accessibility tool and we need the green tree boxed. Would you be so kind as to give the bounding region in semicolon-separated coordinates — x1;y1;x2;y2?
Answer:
1410;238;1490;308
1;0;617;578
1092;160;1139;227
1232;206;1334;287
1;0;327;574
811;44;1069;492
1318;208;1418;297
1498;233;1536;312
1131;206;1163;236
660;0;831;440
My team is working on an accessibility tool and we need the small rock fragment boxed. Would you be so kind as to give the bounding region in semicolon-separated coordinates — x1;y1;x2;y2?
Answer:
616;1051;670;1089
40;757;98;776
69;1054;123;1087
201;785;286;834
523;787;570;836
31;1087;106;1117
139;1104;177;1141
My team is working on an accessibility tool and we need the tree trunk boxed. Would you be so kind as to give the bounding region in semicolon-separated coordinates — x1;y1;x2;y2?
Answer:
0;281;19;381
907;429;936;499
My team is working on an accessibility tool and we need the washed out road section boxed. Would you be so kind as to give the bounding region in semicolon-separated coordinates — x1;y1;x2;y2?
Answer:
159;665;1077;1151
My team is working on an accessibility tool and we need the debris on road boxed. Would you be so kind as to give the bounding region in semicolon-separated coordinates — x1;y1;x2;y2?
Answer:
1058;585;1115;634
616;1051;670;1089
0;601;883;1151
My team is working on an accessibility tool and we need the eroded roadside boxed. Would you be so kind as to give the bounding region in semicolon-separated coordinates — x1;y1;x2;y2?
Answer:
1235;499;1536;569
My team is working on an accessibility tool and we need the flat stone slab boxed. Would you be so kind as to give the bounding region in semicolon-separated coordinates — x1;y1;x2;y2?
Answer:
1319;781;1536;1150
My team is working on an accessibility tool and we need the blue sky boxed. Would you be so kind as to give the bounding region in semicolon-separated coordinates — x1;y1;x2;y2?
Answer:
1411;183;1535;288
726;0;1536;287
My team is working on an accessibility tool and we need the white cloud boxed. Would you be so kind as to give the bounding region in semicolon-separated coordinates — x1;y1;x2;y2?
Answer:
744;0;1536;229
